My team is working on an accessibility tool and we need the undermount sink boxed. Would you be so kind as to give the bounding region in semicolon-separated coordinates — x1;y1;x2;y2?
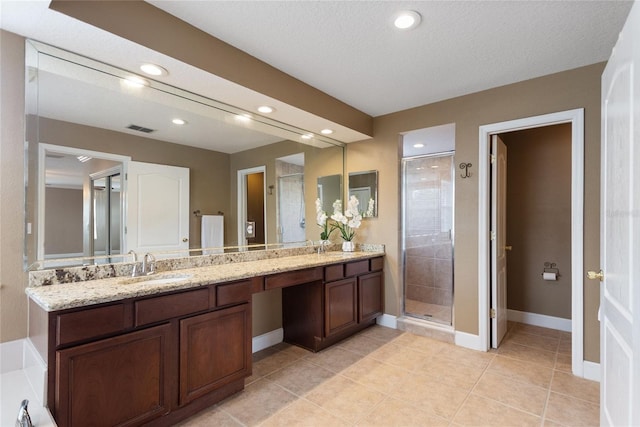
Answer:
117;273;193;286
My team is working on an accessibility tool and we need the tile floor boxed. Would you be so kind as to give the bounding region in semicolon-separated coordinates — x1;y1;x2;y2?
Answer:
179;322;599;426
405;299;452;325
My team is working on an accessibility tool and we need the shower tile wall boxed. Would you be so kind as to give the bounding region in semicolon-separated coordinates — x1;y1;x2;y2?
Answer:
404;155;453;323
276;160;305;243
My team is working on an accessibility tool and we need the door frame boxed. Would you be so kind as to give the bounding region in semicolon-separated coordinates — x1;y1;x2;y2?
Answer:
477;108;585;377
237;166;267;247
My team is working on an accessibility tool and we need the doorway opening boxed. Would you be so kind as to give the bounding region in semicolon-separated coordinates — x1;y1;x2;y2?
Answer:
478;108;585;377
275;154;305;244
237;166;266;249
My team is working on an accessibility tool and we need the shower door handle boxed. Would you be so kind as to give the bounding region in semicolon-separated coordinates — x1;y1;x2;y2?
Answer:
505;245;513;251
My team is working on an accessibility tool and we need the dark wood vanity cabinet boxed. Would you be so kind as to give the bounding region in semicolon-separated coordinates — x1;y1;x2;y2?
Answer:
282;257;384;352
45;279;254;427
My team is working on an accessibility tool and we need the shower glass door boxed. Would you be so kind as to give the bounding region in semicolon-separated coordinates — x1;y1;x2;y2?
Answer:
402;153;454;325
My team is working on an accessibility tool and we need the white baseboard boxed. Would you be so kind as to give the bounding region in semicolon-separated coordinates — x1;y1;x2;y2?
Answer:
455;331;485;351
583;361;601;382
376;314;397;329
252;328;283;353
508;309;571;332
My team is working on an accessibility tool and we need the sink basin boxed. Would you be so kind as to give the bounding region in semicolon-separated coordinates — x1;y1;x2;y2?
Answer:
117;273;193;286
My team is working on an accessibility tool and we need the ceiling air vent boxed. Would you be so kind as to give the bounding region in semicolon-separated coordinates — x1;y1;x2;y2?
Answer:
126;124;155;133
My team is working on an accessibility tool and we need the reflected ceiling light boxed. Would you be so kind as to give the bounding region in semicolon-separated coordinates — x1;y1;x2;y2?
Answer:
172;118;187;125
431;165;439;169
76;155;92;163
394;10;421;30
140;63;168;76
413;143;424;148
123;75;149;88
235;114;252;122
320;129;334;135
257;105;275;114
301;133;313;140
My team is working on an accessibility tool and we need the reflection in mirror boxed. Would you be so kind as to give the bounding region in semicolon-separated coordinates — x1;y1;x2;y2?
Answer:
25;40;345;269
348;170;378;217
316;174;342;215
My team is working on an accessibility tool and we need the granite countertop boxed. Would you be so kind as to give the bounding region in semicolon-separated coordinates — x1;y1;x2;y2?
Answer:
26;251;384;312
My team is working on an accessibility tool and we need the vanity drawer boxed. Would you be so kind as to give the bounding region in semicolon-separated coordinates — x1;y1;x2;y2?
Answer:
370;257;384;272
324;264;345;282
56;303;127;347
264;267;323;290
135;288;209;327
345;260;370;277
216;280;252;307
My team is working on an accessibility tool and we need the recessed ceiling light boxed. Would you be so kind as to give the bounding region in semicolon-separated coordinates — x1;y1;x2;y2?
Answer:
301;133;313;140
140;63;168;76
413;143;424;148
172;118;187;125
320;129;334;135
394;10;421;30
257;106;275;114
431;165;439;169
123;75;149;88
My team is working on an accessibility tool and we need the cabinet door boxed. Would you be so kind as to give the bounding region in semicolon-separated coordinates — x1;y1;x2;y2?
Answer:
324;278;357;336
359;271;383;323
179;303;251;405
55;324;171;427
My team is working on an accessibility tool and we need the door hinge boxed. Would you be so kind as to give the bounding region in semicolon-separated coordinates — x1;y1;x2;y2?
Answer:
490;308;496;319
490;154;496;164
490;231;496;241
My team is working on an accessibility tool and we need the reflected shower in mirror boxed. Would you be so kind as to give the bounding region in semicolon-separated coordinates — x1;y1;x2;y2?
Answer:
348;170;378;217
316;174;342;215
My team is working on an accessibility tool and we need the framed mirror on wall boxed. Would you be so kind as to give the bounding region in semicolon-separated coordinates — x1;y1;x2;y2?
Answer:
348;170;378;217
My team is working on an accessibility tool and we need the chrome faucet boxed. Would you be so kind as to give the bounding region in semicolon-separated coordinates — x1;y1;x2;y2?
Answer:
142;253;156;275
15;399;32;427
128;250;141;277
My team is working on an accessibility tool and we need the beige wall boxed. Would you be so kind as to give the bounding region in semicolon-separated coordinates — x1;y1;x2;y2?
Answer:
347;63;603;362
44;188;83;255
0;30;27;342
502;124;572;319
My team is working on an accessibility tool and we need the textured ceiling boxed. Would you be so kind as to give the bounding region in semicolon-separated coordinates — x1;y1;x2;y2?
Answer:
149;0;633;116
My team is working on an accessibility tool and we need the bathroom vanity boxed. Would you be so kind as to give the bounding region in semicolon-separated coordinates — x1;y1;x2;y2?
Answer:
27;250;384;427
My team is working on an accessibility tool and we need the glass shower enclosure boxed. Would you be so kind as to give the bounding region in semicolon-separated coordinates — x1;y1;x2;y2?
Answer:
402;153;454;326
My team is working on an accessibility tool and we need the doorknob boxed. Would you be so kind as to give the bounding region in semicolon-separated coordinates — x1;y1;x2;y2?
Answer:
182;238;189;242
587;270;604;281
505;245;513;251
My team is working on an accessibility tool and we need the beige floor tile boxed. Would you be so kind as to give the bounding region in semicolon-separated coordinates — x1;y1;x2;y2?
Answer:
453;394;541;426
550;371;600;403
357;325;405;343
341;357;412;394
498;340;557;368
303;345;365;373
488;355;554;388
357;397;449;427
557;339;572;355
259;399;349;427
543;419;566;427
367;342;429;371
505;329;560;353
417;355;486;389
265;359;334;396
218;379;298;426
388;372;470;419
472;371;548;415
249;344;309;381
554;353;572;373
544;391;600;426
514;323;563;339
337;333;387;355
305;375;385;423
177;407;242;426
392;332;451;356
438;344;496;369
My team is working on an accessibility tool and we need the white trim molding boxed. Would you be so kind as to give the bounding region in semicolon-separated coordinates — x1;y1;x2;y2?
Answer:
477;108;585;376
507;309;572;332
252;328;283;353
583;361;601;382
376;314;398;329
455;331;484;351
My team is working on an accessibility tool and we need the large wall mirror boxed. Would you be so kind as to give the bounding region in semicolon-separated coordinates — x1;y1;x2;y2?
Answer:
348;170;378;217
25;40;344;269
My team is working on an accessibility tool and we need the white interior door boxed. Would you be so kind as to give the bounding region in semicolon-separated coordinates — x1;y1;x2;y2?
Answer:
599;3;639;425
126;161;189;256
491;135;508;348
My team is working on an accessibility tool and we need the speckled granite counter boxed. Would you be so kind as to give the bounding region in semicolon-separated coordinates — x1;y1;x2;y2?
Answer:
27;251;384;312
